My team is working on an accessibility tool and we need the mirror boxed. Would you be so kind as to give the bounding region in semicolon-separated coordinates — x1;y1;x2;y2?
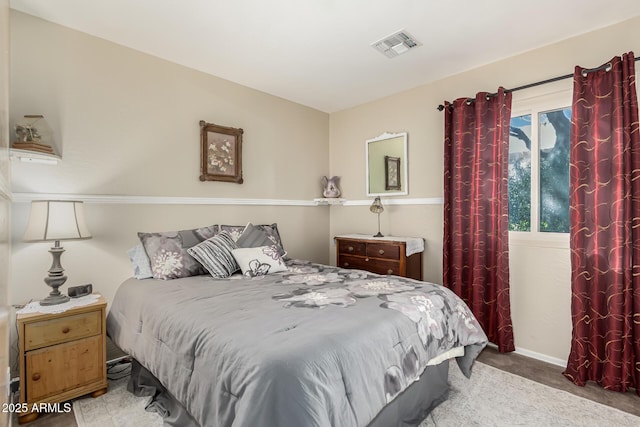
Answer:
366;132;408;196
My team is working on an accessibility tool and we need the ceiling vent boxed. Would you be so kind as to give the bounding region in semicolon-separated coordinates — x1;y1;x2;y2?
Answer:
371;30;421;58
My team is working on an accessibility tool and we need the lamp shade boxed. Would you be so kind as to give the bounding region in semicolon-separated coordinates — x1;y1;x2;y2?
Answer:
369;197;384;214
23;200;92;242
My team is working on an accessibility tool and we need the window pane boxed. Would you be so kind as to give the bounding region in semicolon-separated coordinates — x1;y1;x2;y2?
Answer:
539;108;571;233
508;114;531;231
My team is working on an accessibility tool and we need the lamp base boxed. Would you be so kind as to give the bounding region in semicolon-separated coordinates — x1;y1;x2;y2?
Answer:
40;293;70;306
373;232;384;238
41;242;70;306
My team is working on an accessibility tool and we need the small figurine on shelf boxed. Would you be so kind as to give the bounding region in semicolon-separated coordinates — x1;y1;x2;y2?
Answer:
321;176;341;198
12;115;55;154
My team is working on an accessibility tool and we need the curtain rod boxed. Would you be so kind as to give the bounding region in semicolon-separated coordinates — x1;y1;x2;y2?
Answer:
436;56;640;111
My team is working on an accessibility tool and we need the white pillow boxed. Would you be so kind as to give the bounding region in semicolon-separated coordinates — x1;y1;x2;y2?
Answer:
127;244;153;279
231;245;287;277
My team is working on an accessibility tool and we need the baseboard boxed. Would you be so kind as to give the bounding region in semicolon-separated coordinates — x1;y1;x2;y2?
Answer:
515;347;567;367
486;343;567;368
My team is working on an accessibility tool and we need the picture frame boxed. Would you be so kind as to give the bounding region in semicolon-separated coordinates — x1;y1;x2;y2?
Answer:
384;155;401;190
199;120;244;183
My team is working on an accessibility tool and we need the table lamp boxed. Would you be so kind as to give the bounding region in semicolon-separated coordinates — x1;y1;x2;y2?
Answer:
23;200;92;305
369;197;384;237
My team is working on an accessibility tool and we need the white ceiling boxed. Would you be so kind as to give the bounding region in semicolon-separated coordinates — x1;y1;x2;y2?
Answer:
10;0;640;113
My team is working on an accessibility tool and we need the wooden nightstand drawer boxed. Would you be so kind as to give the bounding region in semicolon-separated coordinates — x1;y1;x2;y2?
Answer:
337;240;366;256
366;243;400;260
26;334;103;402
18;295;108;424
339;254;400;275
335;235;424;281
24;310;101;351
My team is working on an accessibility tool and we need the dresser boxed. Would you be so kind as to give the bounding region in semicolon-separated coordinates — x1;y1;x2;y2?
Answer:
335;234;424;280
17;295;108;424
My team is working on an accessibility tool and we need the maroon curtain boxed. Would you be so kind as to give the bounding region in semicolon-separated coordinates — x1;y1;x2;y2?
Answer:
564;52;640;395
443;88;515;352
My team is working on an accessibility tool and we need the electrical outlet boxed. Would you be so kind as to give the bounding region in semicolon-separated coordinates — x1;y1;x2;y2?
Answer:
10;376;19;394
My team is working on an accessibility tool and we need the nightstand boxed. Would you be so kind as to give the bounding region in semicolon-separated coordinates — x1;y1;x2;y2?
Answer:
17;295;108;424
335;234;424;280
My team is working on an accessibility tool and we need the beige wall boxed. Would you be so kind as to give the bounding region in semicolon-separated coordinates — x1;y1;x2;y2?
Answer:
9;12;330;311
0;0;9;424
9;9;640;367
329;17;640;364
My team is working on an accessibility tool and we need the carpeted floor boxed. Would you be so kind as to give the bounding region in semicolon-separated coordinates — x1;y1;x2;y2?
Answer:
420;360;639;426
477;346;640;417
73;373;163;427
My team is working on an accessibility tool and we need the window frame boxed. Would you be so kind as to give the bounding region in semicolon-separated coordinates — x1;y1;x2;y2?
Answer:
508;81;572;249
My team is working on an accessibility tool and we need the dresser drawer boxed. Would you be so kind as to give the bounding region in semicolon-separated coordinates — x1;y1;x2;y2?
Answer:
338;255;400;276
24;310;102;351
366;243;400;260
337;240;366;256
25;334;103;402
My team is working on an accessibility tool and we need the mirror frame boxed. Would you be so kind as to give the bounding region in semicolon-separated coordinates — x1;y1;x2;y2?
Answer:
366;131;408;196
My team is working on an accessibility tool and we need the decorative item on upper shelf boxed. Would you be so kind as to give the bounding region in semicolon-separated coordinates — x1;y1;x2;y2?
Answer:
321;176;341;198
12;115;55;154
369;196;384;237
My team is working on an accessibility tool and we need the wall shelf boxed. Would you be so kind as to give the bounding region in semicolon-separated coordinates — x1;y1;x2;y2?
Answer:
313;198;346;205
10;148;60;165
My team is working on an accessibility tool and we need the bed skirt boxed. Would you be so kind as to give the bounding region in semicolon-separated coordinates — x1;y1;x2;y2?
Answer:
128;358;450;427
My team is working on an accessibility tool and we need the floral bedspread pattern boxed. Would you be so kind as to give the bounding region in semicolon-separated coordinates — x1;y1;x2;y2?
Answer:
108;259;488;427
274;260;487;402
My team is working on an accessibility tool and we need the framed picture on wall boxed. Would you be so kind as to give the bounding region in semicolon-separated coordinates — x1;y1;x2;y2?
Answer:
384;155;401;190
199;120;244;183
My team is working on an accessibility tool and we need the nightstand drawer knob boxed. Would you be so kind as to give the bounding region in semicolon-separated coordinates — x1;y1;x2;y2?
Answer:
379;249;385;255
348;246;354;252
62;327;70;334
343;262;350;267
32;373;41;381
387;269;394;274
365;258;369;262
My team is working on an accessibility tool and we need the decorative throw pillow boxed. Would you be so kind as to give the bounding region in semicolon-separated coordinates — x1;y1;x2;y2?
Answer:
231;245;287;278
221;223;286;257
138;225;219;280
187;231;240;278
127;244;153;279
236;223;287;257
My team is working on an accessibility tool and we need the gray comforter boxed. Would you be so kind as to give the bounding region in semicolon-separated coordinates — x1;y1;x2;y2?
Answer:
107;260;487;427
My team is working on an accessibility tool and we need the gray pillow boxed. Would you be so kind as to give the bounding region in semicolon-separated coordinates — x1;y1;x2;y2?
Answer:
127;244;153;279
138;225;219;280
236;223;287;257
187;231;239;278
221;223;286;258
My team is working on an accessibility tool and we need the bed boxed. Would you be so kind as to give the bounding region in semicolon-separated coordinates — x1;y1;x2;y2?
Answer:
107;258;487;426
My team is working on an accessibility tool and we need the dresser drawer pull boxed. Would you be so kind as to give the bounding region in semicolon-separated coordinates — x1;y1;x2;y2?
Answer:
387;269;394;274
343;262;350;267
32;373;40;381
347;246;354;252
378;249;385;255
62;327;70;334
365;258;369;262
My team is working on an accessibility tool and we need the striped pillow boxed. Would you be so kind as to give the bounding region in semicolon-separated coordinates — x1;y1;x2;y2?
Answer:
187;231;239;278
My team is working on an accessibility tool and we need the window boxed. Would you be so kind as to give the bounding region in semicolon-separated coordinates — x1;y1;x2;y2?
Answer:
508;98;571;234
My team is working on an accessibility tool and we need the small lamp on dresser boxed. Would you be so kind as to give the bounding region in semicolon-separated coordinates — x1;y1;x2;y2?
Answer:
23;200;92;305
369;196;384;237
